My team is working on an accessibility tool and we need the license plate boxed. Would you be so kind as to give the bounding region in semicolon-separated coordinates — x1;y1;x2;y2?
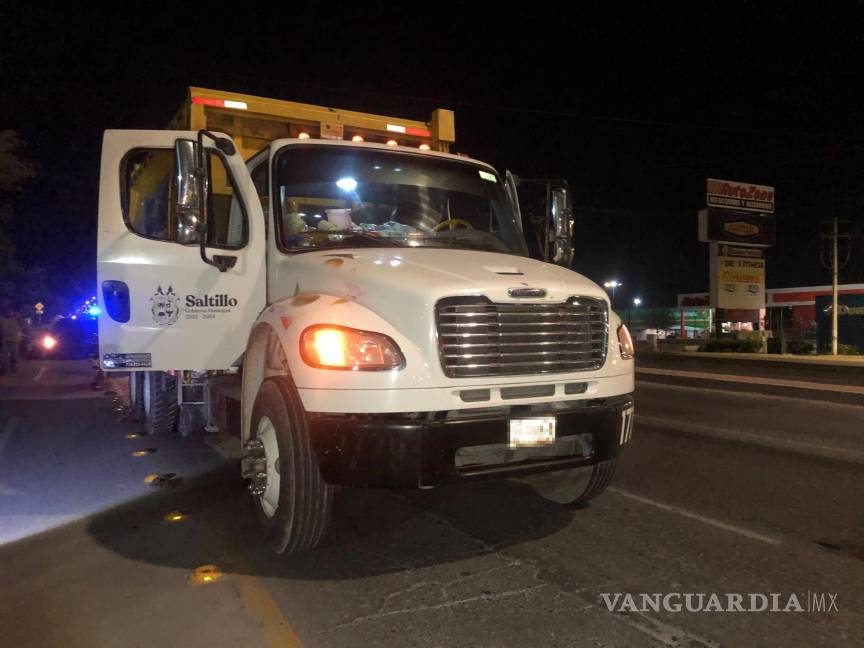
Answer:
509;417;556;448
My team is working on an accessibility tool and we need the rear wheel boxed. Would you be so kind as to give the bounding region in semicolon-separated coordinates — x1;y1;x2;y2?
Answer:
128;372;145;422
526;458;618;505
143;371;178;436
248;378;333;554
177;404;206;438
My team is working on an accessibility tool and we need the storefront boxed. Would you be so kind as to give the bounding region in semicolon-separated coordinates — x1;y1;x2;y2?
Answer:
677;284;864;344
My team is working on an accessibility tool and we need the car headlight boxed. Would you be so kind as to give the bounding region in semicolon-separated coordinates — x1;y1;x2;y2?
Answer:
300;325;405;371
41;335;58;350
617;324;634;359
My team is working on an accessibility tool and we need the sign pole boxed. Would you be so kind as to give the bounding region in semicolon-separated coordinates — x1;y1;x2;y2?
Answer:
832;217;839;356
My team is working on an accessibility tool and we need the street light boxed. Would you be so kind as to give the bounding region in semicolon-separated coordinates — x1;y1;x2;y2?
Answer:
603;280;621;307
629;297;642;327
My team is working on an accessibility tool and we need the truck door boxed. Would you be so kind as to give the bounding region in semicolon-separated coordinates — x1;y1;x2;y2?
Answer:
515;178;574;267
97;130;266;371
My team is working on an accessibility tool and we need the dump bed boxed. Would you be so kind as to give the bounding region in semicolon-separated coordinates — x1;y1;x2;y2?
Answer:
169;87;456;159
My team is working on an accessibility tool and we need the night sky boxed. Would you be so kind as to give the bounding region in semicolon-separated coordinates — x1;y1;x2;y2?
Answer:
3;3;864;307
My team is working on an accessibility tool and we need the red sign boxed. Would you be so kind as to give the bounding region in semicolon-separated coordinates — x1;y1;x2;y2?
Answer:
707;178;775;214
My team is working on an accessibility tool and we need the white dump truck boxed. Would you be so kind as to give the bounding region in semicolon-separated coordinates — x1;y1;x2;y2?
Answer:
97;88;634;553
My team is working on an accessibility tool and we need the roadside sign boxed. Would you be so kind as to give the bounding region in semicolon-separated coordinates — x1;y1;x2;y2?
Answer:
709;243;766;309
698;208;776;247
34;302;44;314
707;178;774;214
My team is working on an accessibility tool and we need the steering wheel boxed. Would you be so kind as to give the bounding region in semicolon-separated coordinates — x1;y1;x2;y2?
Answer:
434;218;474;232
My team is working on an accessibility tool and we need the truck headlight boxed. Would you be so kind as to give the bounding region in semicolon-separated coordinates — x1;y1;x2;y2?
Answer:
617;324;634;359
300;325;405;371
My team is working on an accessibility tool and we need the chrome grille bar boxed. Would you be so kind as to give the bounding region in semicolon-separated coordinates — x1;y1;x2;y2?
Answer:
436;296;608;378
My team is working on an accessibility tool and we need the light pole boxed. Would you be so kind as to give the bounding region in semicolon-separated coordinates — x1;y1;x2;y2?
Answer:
603;280;621;308
629;297;641;328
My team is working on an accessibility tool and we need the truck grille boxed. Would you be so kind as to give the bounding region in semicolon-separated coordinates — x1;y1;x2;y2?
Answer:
436;296;608;378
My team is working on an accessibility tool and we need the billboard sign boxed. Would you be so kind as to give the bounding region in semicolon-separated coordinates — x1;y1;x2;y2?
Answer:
709;243;766;309
699;208;776;247
707;178;774;214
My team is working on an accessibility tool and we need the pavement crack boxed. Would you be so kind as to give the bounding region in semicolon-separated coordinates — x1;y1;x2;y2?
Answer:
378;579;441;613
616;610;720;648
397;497;720;648
321;584;547;633
439;560;523;597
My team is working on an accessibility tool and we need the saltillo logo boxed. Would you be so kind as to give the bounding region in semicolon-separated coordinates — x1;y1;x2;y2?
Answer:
152;287;239;325
151;286;180;326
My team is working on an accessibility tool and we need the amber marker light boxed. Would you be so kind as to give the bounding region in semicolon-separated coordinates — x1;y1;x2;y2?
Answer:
300;325;405;371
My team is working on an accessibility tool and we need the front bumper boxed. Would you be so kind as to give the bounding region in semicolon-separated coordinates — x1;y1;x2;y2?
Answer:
310;394;634;488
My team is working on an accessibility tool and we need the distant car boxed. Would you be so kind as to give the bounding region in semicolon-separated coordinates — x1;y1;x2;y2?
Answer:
30;317;98;359
24;324;53;358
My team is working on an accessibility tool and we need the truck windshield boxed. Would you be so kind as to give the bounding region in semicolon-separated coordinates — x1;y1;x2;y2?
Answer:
273;146;528;256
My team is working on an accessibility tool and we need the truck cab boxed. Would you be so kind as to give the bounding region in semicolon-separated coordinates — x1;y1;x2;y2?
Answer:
97;89;634;554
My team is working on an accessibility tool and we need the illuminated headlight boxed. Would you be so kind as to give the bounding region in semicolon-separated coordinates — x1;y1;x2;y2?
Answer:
617;324;634;359
300;325;405;371
41;335;58;350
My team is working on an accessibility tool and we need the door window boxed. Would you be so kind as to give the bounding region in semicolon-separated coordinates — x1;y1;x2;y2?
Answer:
121;148;247;249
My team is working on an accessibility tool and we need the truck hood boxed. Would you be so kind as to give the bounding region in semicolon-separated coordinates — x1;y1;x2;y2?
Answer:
274;247;609;332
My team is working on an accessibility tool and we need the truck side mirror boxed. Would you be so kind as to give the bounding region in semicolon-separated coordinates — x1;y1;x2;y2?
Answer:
175;139;205;245
549;187;574;267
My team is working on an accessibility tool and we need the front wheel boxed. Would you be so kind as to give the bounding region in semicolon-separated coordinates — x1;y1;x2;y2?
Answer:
525;458;618;505
248;378;333;554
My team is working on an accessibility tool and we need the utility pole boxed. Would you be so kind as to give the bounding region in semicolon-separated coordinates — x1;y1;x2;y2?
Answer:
821;218;851;356
832;217;839;355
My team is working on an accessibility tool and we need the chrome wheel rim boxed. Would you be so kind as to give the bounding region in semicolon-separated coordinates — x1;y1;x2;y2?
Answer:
256;416;281;518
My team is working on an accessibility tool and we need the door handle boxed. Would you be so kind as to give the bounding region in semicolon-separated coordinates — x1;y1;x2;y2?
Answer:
213;255;237;271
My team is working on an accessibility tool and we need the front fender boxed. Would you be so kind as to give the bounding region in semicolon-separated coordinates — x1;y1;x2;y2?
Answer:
254;293;430;392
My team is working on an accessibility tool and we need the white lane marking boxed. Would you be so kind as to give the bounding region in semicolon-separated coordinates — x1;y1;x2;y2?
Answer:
609;487;782;545
0;418;20;457
33;366;47;382
636;366;864;395
635;414;864;464
637;380;864;411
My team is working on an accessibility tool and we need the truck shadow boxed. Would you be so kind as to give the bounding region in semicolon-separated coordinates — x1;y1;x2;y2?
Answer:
86;464;579;580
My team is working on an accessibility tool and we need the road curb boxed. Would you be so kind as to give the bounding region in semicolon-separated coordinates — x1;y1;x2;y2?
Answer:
636;371;864;407
635;414;864;466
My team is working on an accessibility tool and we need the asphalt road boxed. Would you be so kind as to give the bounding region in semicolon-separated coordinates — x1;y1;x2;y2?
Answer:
0;361;861;647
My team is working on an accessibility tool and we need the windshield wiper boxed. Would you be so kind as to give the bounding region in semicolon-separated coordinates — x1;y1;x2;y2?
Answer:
291;230;403;248
407;235;506;253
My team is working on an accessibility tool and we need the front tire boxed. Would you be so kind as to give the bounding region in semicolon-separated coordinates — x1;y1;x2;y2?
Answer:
526;458;618;505
143;371;178;436
250;378;333;554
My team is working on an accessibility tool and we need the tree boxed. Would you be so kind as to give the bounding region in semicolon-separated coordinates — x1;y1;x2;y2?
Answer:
0;131;38;309
642;308;676;332
0;131;38;192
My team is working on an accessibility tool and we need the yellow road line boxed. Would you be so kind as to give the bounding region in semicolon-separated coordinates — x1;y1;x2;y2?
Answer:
234;574;305;648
